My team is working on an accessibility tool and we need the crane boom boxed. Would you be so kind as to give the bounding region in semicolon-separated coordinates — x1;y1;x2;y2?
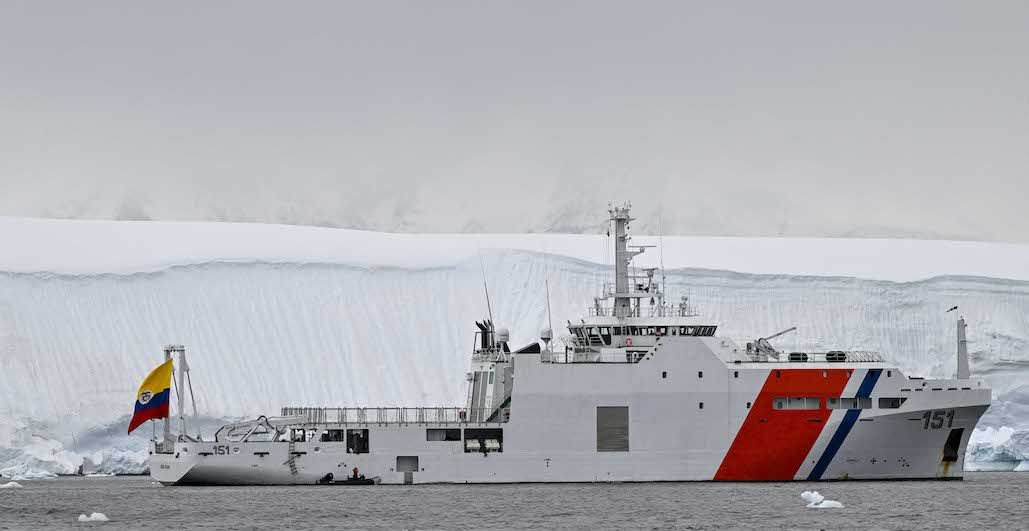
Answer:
764;327;797;341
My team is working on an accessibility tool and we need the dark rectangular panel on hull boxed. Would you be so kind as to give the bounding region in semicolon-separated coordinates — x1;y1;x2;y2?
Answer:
943;428;964;462
597;406;629;452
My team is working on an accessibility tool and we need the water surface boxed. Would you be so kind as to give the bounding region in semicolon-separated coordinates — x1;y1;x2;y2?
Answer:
1;472;1026;529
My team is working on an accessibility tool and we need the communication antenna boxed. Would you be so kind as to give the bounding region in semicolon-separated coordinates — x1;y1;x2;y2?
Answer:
659;206;666;307
545;278;554;339
477;247;494;326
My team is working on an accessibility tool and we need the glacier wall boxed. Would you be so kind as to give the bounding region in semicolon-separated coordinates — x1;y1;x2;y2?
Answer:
2;250;1028;474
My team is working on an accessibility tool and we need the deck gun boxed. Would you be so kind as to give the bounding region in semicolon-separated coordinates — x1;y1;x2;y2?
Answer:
747;327;798;360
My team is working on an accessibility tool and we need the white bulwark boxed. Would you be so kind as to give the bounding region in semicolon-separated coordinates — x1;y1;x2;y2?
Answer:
150;204;991;485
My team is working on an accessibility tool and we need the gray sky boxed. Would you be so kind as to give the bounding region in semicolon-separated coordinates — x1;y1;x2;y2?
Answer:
1;1;1027;240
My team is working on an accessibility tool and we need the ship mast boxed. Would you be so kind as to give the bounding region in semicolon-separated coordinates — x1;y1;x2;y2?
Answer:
609;203;643;318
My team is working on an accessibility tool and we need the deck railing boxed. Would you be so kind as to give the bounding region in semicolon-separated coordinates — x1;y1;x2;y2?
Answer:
279;406;509;425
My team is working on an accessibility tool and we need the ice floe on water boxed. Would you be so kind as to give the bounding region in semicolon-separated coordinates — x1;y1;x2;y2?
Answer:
801;491;844;508
78;512;109;523
3;469;57;481
0;481;22;489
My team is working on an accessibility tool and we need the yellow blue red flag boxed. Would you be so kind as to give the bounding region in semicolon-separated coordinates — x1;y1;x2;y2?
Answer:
127;359;173;434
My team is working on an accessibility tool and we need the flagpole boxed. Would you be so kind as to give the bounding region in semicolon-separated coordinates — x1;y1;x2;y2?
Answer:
162;346;172;446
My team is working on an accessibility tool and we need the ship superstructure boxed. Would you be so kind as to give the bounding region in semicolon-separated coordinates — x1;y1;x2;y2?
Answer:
149;204;991;485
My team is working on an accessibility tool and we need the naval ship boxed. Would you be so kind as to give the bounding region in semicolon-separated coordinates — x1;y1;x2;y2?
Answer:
150;204;991;485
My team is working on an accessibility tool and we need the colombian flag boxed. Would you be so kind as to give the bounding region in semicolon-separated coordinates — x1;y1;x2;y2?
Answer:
127;360;173;434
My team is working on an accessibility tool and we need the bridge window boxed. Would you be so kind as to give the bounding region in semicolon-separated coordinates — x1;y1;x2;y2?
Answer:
878;397;907;409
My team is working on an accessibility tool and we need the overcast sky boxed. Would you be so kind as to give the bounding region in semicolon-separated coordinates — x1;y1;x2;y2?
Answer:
1;1;1027;240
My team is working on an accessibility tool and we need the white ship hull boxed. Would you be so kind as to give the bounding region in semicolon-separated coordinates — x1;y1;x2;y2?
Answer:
151;341;990;485
148;204;991;486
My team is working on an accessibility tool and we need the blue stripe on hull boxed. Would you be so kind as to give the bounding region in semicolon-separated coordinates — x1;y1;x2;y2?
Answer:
807;369;882;480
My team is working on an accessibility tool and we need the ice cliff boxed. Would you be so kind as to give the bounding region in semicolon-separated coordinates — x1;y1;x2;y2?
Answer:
1;218;1027;475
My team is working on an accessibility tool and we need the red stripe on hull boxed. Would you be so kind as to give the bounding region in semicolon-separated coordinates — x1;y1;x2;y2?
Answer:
713;369;852;481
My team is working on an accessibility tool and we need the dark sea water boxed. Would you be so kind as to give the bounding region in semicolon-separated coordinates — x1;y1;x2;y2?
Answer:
1;472;1027;530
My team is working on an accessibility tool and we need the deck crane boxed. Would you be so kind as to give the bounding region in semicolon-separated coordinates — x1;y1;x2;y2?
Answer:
747;326;798;360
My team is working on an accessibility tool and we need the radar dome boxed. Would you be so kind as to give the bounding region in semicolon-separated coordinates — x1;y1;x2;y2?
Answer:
496;328;510;343
540;328;553;341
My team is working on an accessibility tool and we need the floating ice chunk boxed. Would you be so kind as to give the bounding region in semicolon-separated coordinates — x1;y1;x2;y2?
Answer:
801;491;844;508
0;482;22;489
78;512;109;522
9;470;57;481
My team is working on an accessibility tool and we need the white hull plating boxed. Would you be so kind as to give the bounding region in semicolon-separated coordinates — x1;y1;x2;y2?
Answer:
148;204;991;485
151;339;990;485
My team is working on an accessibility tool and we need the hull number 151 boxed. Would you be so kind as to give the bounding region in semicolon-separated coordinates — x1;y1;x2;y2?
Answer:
922;410;955;430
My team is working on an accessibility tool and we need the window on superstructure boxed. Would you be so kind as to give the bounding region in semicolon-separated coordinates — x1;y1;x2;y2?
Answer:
662;371;667;379
878;397;907;409
773;397;820;410
699;402;704;409
426;428;461;441
734;371;739;378
346;429;369;454
698;371;703;378
827;397;872;410
320;429;346;442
